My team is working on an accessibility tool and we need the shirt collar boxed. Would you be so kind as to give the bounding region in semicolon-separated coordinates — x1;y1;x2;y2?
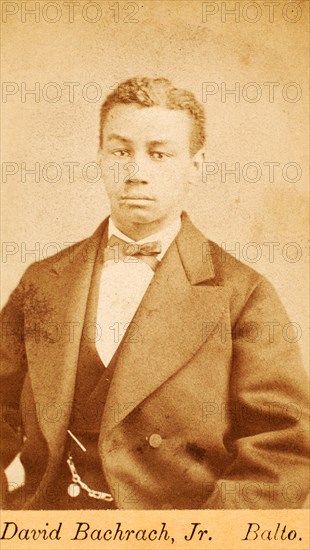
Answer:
108;217;181;261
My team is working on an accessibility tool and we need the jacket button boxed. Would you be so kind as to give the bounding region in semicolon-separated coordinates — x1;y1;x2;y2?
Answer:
149;433;162;448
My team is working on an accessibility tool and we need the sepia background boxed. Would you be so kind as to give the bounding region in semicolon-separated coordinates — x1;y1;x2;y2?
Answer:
1;0;309;368
0;0;310;542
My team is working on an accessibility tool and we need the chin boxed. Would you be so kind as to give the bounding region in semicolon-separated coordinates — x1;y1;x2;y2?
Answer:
131;213;157;225
122;207;159;225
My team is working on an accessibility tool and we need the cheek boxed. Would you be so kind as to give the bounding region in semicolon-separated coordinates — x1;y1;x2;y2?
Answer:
164;166;189;192
157;185;186;208
153;162;184;183
103;180;120;202
101;164;122;194
102;159;130;188
168;159;191;178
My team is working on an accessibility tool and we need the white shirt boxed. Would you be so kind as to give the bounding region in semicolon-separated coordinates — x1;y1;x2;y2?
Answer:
96;217;181;366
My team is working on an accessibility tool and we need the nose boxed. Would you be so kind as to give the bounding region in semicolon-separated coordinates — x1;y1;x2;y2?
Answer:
125;153;150;185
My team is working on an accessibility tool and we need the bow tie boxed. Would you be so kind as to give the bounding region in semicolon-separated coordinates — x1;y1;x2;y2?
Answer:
103;235;162;271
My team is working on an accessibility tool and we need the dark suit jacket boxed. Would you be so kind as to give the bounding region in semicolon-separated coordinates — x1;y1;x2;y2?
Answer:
0;213;309;509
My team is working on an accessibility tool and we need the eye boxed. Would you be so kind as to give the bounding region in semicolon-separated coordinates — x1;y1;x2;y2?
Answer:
150;151;170;160
112;149;130;157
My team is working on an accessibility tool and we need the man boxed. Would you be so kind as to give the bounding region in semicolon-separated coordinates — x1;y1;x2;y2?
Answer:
0;77;309;510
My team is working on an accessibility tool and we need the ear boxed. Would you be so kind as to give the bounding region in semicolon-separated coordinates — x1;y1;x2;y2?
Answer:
188;148;206;185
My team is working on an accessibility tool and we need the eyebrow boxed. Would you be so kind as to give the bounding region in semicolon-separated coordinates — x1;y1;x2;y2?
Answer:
106;135;174;147
107;133;133;144
148;140;173;147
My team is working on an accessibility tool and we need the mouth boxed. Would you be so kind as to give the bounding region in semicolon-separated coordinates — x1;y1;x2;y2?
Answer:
120;196;155;202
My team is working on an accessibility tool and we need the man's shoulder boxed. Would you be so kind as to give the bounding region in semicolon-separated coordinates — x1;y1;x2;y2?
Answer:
23;220;106;278
208;237;264;284
184;215;266;288
188;224;284;323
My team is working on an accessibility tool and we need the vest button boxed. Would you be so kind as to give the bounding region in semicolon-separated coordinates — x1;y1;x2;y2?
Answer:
149;433;162;448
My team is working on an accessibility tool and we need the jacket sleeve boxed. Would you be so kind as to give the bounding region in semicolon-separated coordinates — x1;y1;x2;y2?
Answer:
203;277;310;509
0;272;28;506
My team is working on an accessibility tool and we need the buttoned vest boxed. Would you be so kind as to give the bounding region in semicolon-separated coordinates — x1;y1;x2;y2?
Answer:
51;244;121;509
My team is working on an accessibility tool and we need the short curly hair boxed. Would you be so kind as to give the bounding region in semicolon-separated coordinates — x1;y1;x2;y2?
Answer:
99;77;206;156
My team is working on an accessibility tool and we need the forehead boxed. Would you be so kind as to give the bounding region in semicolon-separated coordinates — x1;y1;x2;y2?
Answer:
102;104;192;143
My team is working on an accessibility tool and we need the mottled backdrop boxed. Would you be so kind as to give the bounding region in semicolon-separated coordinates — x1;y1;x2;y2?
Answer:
1;0;309;366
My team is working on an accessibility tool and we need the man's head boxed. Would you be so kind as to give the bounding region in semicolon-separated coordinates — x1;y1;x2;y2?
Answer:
98;77;206;239
99;77;206;156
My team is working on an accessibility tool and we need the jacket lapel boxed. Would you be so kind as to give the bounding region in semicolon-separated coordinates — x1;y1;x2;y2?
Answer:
24;220;108;454
102;214;227;433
